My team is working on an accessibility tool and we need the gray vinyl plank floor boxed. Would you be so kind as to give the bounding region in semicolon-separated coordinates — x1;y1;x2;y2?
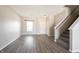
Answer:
0;35;69;53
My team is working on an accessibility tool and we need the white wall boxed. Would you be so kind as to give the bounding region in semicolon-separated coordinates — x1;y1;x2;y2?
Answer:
0;6;21;50
37;16;47;34
69;17;79;52
47;16;54;36
54;8;69;26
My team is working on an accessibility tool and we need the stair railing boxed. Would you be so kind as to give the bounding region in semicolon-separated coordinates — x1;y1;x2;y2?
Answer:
54;6;79;42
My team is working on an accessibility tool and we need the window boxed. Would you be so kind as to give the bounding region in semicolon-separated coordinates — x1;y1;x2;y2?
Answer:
26;21;34;32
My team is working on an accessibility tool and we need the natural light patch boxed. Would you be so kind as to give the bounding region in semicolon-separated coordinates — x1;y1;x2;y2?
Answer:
25;36;34;47
26;21;34;32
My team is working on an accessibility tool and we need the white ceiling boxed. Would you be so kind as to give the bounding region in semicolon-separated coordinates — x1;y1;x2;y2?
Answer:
9;5;65;17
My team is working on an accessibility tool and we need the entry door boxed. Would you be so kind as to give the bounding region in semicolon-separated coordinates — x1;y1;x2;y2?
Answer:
26;20;34;34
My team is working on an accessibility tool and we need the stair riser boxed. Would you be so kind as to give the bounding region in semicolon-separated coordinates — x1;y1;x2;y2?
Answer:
61;34;69;38
63;31;69;34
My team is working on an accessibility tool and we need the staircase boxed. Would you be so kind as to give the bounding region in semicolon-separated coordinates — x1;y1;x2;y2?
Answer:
55;5;79;50
56;14;79;50
56;30;69;50
56;15;79;50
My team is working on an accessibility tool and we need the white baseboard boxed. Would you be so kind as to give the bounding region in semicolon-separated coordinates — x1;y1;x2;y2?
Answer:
0;35;21;51
69;49;79;53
